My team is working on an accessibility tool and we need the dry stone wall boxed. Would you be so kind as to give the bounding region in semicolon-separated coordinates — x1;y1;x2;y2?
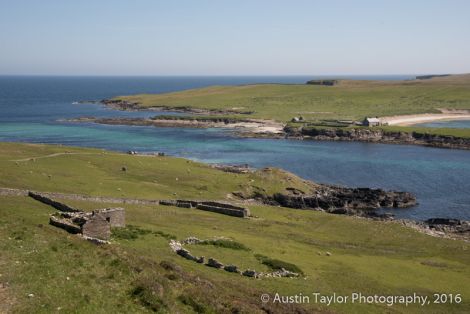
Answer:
0;188;29;196
160;199;250;218
28;191;80;212
2;187;250;219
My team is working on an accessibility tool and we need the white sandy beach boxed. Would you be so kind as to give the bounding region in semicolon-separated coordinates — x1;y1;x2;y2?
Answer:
382;113;470;126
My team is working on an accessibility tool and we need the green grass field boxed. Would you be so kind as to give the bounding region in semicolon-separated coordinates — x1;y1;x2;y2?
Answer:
0;142;315;200
1;142;469;313
116;74;470;123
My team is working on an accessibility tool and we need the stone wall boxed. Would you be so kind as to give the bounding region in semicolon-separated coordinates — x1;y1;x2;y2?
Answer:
160;199;250;218
4;188;250;218
28;192;80;212
81;213;111;240
0;188;29;196
96;208;125;227
31;191;160;205
176;200;199;208
0;187;160;205
49;215;81;234
196;202;250;218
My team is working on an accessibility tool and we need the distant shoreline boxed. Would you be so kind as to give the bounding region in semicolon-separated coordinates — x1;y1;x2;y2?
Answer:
383;113;470;126
67;114;470;150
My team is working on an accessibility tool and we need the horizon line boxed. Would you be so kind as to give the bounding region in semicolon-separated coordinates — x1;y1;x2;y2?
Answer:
0;73;461;77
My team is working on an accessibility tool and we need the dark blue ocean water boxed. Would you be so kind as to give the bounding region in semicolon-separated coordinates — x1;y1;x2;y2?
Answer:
0;76;469;220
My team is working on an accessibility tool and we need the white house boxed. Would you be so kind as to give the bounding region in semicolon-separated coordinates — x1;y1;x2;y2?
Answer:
363;117;381;127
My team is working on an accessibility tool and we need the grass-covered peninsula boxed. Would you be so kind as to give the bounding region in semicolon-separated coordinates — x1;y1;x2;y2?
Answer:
1;142;469;313
103;74;470;145
114;74;470;121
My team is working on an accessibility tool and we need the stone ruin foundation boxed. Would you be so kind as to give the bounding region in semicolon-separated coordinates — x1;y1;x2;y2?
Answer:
49;208;125;243
28;191;125;244
169;237;300;279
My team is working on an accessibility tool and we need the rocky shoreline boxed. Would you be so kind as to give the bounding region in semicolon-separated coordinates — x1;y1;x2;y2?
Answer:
67;116;285;135
236;183;417;220
101;99;255;115
78;99;470;149
68;112;470;149
400;218;470;241
285;125;470;150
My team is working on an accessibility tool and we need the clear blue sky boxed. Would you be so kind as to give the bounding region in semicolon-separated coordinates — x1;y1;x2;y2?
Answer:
1;0;469;75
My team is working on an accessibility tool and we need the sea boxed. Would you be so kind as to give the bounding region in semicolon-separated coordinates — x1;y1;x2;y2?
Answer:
0;75;469;220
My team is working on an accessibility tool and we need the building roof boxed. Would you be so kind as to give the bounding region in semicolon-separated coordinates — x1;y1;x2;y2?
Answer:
365;117;381;123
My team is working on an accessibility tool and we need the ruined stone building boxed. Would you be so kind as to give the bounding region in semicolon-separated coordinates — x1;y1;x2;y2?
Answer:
27;191;126;242
50;208;126;242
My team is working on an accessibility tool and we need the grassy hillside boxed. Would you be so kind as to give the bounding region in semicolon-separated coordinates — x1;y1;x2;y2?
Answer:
1;142;469;313
0;142;315;200
116;74;470;122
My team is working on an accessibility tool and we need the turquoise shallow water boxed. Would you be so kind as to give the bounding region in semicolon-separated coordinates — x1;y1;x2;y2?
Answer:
416;120;470;128
0;76;469;220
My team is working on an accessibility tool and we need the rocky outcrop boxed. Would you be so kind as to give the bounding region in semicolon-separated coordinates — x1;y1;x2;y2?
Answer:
101;99;254;115
68;115;284;136
250;185;416;219
100;99;141;110
68;117;250;129
400;218;470;241
211;164;253;174
284;126;470;150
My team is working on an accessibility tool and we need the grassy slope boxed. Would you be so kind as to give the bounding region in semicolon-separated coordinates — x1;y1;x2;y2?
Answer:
116;74;470;122
0;142;315;200
1;142;469;313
